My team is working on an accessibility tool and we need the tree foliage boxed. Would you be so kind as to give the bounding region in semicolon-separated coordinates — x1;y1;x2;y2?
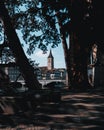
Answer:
0;0;103;88
3;0;61;55
1;0;104;58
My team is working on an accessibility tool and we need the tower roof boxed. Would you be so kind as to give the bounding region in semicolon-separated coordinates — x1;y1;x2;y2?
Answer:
48;49;53;58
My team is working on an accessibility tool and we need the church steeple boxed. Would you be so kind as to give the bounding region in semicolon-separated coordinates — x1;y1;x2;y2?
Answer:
47;49;54;70
48;49;53;58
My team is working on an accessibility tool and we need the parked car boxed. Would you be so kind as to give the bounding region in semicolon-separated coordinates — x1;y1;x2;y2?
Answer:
43;81;65;90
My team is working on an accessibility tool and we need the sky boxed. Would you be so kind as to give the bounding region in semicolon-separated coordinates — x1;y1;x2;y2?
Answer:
18;4;66;69
0;21;66;70
28;44;66;69
0;4;66;69
0;18;66;69
17;30;66;69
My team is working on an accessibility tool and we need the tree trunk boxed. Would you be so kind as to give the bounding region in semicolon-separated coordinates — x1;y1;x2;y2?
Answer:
58;20;73;88
60;32;70;87
69;0;90;88
73;36;89;88
0;1;41;89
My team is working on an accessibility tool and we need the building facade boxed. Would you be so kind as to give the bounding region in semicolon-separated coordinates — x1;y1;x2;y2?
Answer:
0;50;66;86
36;50;66;81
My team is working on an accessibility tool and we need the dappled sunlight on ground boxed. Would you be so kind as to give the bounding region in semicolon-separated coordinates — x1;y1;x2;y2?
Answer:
0;87;104;129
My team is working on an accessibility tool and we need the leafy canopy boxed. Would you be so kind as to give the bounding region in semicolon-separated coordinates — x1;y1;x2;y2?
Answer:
4;0;61;55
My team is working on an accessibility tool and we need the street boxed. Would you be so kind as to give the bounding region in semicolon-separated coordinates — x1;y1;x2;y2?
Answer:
0;87;104;130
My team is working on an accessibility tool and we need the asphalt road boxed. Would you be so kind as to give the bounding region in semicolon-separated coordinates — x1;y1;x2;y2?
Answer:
0;87;104;130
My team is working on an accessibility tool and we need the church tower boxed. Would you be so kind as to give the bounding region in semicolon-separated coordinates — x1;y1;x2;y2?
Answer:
47;50;54;70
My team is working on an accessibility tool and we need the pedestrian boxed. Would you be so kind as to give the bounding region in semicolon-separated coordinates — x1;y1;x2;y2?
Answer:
88;44;98;87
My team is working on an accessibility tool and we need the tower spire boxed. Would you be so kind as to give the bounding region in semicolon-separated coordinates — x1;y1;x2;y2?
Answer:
47;49;54;70
48;49;53;58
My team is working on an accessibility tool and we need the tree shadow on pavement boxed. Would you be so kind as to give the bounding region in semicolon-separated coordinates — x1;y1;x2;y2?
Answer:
0;87;104;130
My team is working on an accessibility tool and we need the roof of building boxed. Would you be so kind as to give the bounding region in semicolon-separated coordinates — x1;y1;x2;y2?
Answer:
38;66;66;74
48;49;53;58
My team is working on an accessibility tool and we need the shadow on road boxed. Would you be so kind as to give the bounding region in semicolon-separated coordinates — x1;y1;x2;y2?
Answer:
0;87;104;130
